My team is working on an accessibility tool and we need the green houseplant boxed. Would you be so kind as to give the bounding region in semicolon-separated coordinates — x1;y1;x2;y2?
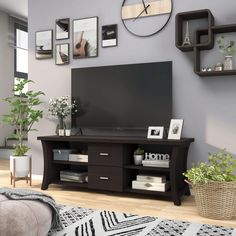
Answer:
183;149;236;220
133;147;145;165
2;79;45;177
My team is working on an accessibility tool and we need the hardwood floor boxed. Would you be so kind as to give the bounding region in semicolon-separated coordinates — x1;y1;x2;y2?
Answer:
0;159;236;228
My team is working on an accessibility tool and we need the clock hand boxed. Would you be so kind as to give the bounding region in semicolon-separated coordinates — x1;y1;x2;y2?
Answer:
133;4;150;21
142;0;148;14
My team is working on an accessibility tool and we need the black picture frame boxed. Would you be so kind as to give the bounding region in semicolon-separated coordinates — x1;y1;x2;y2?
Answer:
102;24;118;47
73;16;98;59
55;18;70;40
35;30;53;59
55;43;69;65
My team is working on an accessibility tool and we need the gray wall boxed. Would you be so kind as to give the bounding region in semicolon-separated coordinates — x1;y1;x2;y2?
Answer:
28;0;236;174
0;10;14;147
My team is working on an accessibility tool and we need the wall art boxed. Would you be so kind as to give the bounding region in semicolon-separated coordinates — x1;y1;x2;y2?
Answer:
55;43;69;65
56;18;70;40
73;17;98;58
102;24;118;47
35;30;53;59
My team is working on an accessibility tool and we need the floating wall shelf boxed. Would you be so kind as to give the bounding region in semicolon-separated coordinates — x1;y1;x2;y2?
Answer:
175;9;236;77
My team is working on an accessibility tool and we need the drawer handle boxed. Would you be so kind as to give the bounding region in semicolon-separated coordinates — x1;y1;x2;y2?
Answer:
99;153;110;157
99;176;109;180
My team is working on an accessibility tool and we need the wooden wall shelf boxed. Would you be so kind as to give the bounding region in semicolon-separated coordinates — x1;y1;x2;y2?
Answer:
176;9;236;76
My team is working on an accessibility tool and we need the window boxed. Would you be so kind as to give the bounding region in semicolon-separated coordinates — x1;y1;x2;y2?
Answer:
14;22;28;95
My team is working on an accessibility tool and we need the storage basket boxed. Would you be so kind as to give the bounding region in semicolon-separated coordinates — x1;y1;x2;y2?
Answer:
192;181;236;220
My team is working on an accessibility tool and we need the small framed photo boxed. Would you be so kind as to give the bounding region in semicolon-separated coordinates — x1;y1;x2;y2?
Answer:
168;119;184;140
102;24;118;47
35;30;53;59
56;18;70;40
55;43;69;65
73;16;98;59
147;126;164;139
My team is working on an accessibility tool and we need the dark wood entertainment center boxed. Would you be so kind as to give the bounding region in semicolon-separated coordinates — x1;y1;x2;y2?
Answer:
38;135;194;205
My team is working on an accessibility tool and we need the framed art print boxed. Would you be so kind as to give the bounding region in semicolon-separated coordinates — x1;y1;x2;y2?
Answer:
168;119;184;140
147;126;164;139
56;18;70;40
55;43;69;65
102;24;118;47
73;16;98;58
35;30;53;59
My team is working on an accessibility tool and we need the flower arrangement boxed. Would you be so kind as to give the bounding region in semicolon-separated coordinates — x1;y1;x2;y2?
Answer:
216;35;235;56
48;96;77;119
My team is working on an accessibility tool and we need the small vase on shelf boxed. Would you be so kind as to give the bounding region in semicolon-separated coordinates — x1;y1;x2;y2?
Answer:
57;117;65;136
223;55;233;70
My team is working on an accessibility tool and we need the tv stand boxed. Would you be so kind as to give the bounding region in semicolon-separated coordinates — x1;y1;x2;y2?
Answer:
37;135;194;206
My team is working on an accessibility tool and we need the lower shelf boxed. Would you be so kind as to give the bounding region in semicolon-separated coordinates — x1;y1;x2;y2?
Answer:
124;188;171;197
52;180;88;188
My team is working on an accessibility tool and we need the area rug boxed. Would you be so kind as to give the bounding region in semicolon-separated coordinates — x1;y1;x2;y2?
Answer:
49;205;236;236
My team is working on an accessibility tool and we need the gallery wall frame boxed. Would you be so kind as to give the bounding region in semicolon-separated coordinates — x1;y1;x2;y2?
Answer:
72;16;98;59
102;24;118;47
35;30;53;59
55;18;70;40
55;43;70;65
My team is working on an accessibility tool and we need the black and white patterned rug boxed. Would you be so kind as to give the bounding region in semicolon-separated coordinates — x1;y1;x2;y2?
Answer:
49;205;236;236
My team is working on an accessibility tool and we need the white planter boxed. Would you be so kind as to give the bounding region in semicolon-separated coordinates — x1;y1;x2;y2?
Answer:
10;155;30;178
134;155;144;165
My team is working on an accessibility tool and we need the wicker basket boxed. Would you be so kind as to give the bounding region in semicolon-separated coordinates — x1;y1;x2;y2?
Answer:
192;181;236;220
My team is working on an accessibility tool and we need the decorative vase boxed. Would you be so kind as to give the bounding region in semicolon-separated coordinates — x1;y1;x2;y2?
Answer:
56;117;65;135
223;55;233;70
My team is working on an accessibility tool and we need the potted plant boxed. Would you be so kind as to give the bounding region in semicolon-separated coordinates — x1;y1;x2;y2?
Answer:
183;149;236;220
133;147;145;165
216;35;235;70
2;79;45;178
48;96;77;136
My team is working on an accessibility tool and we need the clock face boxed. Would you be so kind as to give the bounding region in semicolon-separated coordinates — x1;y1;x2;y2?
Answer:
121;0;172;37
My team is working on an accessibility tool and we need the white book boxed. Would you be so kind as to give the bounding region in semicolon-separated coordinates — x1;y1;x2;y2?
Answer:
60;174;87;181
60;177;85;183
136;175;166;183
132;180;170;192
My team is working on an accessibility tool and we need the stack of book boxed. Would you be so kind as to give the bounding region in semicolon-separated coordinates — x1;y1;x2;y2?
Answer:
69;154;88;163
132;175;169;192
142;159;169;168
60;170;88;183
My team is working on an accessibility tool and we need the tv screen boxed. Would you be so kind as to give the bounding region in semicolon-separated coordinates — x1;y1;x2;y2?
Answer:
72;61;172;133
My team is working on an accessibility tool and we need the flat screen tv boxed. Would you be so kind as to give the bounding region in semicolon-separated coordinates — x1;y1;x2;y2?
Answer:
72;61;172;136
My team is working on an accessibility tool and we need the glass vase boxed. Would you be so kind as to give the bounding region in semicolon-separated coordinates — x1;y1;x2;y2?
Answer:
224;56;233;70
56;117;65;135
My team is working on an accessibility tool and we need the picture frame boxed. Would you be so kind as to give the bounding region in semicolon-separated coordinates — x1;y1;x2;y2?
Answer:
73;16;98;59
55;18;70;40
35;30;53;59
147;126;164;139
102;24;118;47
55;43;69;65
168;119;184;140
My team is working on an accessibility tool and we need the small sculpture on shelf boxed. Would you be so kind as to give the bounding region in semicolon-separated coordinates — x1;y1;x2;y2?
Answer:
182;21;192;46
217;35;235;70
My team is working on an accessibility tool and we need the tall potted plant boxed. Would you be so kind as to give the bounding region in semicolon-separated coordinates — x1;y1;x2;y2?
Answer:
2;79;45;177
183;150;236;220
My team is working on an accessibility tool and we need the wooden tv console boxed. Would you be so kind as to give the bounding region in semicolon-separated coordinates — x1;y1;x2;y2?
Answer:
38;135;194;205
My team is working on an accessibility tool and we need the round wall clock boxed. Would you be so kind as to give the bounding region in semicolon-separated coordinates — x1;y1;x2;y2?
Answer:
121;0;173;37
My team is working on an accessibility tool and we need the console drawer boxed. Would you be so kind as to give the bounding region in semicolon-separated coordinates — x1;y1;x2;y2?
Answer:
88;166;123;192
88;143;123;166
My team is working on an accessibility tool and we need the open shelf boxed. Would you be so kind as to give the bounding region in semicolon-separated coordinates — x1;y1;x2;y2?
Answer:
124;165;169;172
52;160;88;166
176;9;236;77
196;70;236;77
124;188;171;196
175;9;214;52
52;180;88;188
